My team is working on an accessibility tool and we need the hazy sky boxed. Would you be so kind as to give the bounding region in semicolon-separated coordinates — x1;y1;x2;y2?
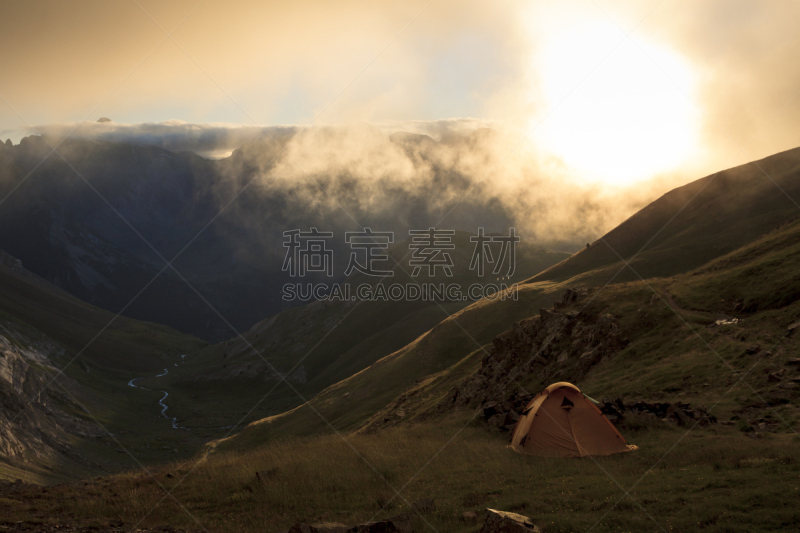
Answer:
2;0;800;187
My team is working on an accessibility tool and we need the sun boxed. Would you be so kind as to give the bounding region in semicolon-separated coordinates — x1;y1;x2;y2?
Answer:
529;20;700;187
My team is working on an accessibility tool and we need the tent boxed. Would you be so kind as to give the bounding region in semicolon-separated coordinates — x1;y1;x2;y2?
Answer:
510;382;636;457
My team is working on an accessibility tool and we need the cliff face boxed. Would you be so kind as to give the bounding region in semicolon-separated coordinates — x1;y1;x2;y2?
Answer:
0;323;96;470
362;288;630;432
447;288;628;416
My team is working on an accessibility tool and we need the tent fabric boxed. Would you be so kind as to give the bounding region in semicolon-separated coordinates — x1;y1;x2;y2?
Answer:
510;382;634;457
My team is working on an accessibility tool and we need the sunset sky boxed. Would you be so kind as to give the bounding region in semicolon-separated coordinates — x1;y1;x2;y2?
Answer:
2;0;800;187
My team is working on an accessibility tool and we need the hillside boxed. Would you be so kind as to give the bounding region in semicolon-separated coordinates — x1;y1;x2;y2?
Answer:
211;148;800;451
0;250;207;483
0;131;537;341
527;146;800;286
153;233;569;432
4;164;800;532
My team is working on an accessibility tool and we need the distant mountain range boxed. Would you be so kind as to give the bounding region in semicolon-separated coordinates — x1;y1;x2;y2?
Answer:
0;130;530;341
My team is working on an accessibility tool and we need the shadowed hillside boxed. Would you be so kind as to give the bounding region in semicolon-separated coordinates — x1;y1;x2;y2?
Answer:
4;155;800;532
212;148;800;451
0;131;541;341
0;251;206;483
527;146;800;286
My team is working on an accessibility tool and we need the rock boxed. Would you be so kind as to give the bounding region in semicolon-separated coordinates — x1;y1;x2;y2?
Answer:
483;401;500;419
412;498;435;513
787;320;800;335
480;509;540;533
786;358;800;365
288;523;349;533
666;403;692;426
348;516;411;533
503;410;520;426
462;511;479;522
745;344;761;355
580;347;599;360
488;414;505;427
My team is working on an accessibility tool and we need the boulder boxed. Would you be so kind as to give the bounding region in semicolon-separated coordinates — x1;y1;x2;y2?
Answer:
666;403;693;426
483;401;500;416
488;414;505;427
348;516;411;533
480;509;540;533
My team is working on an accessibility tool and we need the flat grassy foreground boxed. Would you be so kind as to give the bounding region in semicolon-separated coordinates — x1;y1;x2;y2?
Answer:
2;417;799;532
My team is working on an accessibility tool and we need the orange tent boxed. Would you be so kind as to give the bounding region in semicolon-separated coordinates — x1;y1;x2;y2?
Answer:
510;382;636;457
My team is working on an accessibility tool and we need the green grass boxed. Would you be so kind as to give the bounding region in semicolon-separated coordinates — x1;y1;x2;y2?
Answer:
212;215;800;451
155;243;569;434
0;265;210;482
528;146;800;287
2;420;799;532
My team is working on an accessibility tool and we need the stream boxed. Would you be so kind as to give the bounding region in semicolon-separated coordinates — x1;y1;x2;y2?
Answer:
127;354;235;431
127;354;187;430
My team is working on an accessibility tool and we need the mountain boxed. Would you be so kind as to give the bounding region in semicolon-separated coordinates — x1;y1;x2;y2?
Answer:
527;145;800;285
4;148;800;533
210;145;800;451
0;131;532;341
151;232;569;431
0;249;206;483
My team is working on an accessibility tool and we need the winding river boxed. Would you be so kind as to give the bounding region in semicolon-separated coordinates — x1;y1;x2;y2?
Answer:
127;354;187;430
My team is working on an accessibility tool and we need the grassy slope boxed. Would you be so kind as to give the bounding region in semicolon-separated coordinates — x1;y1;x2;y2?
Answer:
209;148;800;451
0;261;208;482
8;185;800;532
527;146;800;286
4;155;800;530
156;236;569;431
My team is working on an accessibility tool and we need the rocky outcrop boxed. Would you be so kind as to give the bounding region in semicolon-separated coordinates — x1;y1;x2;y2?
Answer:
287;514;412;533
480;509;540;533
445;289;627;421
0;322;98;471
598;399;717;427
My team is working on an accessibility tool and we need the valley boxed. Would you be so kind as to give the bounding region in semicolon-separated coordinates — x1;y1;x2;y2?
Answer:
1;140;799;531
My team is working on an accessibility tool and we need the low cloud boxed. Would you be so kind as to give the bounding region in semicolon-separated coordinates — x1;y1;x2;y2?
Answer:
30;121;294;159
21;118;691;250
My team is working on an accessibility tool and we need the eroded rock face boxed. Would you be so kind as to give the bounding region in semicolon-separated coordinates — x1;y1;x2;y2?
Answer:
0;323;93;468
446;289;627;420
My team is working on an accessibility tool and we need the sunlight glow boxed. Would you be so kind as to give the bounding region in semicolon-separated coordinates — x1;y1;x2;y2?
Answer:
530;21;700;186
